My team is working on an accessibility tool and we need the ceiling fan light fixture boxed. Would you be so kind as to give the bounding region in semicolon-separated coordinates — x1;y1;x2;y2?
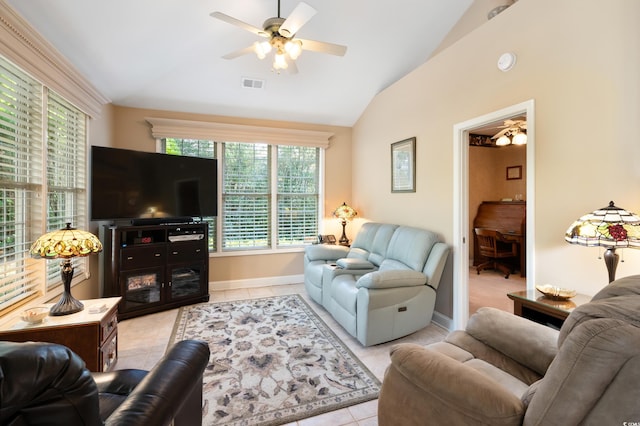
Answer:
512;132;527;145
496;135;511;146
254;41;272;59
285;40;302;60
273;51;289;70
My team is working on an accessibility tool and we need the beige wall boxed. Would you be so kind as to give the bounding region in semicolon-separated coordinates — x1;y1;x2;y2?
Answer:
352;0;640;318
108;106;352;286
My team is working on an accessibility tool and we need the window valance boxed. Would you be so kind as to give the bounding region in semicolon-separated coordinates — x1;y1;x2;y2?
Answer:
145;117;333;149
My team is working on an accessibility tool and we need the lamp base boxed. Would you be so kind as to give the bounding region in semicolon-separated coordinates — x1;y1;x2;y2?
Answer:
49;292;84;316
603;247;619;284
49;259;84;316
339;220;350;246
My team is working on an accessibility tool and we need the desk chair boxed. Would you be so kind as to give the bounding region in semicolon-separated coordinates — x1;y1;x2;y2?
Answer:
474;228;518;278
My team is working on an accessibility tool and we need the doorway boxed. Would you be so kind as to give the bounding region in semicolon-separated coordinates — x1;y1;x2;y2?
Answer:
452;100;535;330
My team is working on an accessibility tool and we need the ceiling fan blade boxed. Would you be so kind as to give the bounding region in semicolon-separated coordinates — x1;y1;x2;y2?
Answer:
279;2;316;37
492;128;510;139
287;59;299;75
222;45;255;60
210;12;267;37
297;38;347;56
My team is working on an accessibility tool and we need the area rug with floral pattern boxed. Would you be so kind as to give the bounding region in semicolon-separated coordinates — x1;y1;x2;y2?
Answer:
168;293;381;425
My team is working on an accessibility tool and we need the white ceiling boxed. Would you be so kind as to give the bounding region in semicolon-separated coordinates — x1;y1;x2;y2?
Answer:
6;0;473;127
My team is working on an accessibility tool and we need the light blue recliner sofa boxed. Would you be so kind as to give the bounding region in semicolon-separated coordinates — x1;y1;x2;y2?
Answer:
304;222;449;346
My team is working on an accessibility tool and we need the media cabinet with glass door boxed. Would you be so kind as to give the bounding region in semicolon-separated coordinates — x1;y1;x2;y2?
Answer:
100;223;210;320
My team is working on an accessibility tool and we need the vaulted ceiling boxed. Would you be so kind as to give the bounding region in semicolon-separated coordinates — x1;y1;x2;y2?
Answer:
6;0;473;126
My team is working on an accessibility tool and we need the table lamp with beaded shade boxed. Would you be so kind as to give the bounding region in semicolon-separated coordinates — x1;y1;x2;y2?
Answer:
29;223;103;315
565;201;640;283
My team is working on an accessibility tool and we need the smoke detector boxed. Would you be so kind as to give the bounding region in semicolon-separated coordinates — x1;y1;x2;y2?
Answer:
497;52;517;72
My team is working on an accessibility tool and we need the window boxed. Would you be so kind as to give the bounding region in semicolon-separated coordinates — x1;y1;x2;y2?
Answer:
0;56;88;311
161;137;321;253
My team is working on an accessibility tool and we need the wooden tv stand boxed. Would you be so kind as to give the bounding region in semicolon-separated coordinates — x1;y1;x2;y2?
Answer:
100;222;210;320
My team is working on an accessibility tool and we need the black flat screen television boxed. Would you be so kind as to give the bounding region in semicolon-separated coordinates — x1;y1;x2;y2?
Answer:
90;146;218;223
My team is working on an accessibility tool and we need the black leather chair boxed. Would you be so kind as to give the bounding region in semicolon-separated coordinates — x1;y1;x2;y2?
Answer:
0;339;210;426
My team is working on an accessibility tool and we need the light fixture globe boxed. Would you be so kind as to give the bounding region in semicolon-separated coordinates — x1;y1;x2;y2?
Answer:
30;223;103;315
512;132;527;145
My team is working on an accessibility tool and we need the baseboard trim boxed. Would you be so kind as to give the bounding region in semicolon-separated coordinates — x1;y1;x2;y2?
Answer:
432;311;453;331
209;274;304;292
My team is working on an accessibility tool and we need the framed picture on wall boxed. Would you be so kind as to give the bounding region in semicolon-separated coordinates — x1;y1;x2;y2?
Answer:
506;165;522;180
391;137;416;192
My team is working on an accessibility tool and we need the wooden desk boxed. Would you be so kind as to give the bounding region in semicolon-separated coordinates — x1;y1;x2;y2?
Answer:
473;201;526;277
0;297;120;372
507;290;591;329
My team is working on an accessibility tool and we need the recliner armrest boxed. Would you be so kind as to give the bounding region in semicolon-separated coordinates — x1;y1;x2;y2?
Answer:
379;343;525;425
465;307;559;376
356;269;426;289
105;340;210;426
304;244;350;261
336;258;375;269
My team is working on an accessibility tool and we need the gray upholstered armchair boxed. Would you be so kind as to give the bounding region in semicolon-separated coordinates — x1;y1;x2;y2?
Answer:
378;275;640;425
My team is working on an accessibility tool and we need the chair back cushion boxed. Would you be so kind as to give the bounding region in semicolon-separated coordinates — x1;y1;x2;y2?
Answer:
523;275;640;425
0;342;101;426
381;226;438;272
348;222;398;267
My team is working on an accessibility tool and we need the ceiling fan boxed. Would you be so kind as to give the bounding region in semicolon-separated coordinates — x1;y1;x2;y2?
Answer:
492;119;527;145
210;0;347;73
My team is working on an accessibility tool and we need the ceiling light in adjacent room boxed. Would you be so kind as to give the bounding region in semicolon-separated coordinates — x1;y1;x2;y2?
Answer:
512;132;527;145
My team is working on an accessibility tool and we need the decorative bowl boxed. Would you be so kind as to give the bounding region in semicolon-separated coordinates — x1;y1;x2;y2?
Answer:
21;307;49;324
535;284;577;301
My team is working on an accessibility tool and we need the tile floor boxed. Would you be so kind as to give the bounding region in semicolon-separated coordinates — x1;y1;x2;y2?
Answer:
116;270;524;426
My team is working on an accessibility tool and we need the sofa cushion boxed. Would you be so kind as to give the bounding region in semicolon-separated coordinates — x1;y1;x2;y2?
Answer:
385;227;438;271
348;223;398;267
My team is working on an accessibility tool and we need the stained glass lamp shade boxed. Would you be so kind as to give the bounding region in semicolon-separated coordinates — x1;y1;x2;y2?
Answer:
30;223;103;315
333;202;358;246
565;201;640;283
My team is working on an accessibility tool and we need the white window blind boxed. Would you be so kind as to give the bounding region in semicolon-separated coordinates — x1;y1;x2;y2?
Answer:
222;142;271;250
45;91;87;289
277;145;319;246
0;58;44;309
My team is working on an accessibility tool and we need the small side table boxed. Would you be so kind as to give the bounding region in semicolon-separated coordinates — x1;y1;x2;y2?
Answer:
0;297;120;372
507;289;591;330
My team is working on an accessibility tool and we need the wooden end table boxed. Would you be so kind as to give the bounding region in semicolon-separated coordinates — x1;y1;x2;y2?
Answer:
507;289;591;330
0;297;120;372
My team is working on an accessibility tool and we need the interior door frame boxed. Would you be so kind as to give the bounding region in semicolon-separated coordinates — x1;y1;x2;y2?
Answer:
452;99;536;330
